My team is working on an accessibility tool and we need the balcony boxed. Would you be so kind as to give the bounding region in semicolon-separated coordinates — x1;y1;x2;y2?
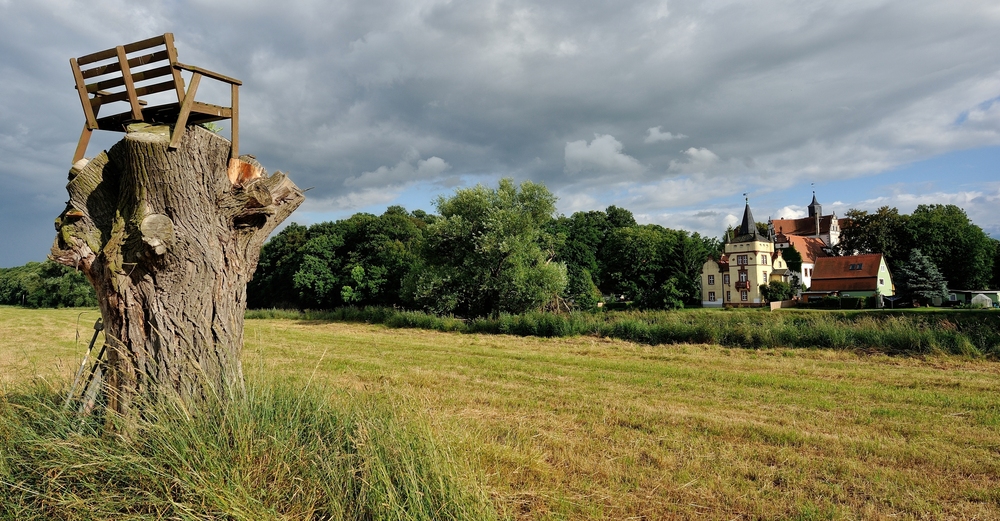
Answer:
734;281;750;290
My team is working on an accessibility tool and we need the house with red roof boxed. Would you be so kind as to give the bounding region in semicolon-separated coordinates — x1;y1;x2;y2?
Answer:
805;253;894;300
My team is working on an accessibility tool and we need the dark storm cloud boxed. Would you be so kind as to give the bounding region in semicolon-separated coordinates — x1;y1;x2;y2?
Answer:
2;0;1000;265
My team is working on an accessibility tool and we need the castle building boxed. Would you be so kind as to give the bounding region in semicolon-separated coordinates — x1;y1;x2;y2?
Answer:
701;200;788;307
768;193;852;288
769;193;846;249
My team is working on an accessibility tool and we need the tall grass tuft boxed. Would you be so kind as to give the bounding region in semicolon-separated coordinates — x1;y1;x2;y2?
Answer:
248;306;1000;357
0;376;499;520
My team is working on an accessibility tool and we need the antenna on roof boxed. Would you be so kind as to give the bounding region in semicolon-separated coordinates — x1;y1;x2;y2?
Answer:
743;192;748;204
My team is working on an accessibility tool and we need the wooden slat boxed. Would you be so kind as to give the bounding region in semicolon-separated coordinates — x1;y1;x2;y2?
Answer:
162;33;186;102
73;124;93;164
230;84;239;159
70;58;98;129
76;34;166;66
96;80;177;105
190;101;232;118
116;46;144;121
81;50;169;79
86;65;173;93
171;72;202;148
174;62;242;85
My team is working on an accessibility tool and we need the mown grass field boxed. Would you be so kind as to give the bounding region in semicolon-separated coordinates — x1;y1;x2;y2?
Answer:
3;306;1000;519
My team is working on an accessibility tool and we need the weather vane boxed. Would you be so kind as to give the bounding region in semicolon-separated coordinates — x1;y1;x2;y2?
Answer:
743;192;748;203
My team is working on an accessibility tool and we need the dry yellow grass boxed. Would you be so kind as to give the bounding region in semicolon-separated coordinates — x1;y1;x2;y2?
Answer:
4;306;1000;519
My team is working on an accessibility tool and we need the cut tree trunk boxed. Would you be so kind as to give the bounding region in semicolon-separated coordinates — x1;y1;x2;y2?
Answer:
51;124;304;414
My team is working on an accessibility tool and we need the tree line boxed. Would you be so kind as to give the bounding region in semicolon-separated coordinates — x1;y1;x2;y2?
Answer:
0;261;97;308
248;179;720;316
4;181;999;313
836;205;1000;300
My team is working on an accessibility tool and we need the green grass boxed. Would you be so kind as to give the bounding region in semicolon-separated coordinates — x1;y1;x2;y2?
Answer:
4;307;1000;519
0;307;498;520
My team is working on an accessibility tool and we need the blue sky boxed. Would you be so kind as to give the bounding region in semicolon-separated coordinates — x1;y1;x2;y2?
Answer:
2;0;1000;266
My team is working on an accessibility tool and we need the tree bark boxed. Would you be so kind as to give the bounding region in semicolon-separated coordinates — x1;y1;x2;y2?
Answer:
51;124;304;414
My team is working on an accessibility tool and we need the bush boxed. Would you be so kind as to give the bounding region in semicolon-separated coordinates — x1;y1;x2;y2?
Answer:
246;306;1000;357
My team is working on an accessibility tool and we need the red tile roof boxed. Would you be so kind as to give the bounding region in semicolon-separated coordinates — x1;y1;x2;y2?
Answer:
771;215;839;237
777;235;827;264
810;254;884;292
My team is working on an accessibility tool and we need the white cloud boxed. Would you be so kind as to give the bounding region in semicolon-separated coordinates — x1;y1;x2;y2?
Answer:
773;205;806;220
564;134;645;176
345;150;450;189
644;126;687;143
667;147;724;174
299;188;403;215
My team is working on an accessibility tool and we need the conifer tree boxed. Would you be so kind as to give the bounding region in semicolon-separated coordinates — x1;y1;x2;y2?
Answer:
896;249;948;304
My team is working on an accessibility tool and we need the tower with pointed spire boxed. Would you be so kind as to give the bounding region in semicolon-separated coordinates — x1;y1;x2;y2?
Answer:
807;191;822;218
702;197;785;307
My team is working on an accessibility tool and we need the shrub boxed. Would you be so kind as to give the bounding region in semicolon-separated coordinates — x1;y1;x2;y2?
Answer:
245;307;1000;357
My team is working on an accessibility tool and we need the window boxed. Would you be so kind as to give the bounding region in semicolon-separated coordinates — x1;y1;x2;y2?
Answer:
761;254;768;264
949;293;957;301
726;291;731;302
739;271;748;282
708;275;715;285
741;291;748;301
879;278;884;285
849;263;863;271
763;271;768;280
709;292;716;302
723;274;730;284
737;254;748;265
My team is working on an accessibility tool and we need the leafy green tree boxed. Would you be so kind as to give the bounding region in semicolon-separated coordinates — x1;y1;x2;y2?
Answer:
781;244;803;274
605;205;636;228
566;268;602;311
759;281;792;302
293;228;347;308
755;222;770;237
836;206;911;264
601;225;710;309
293;206;427;308
248;223;309;308
895;249;948;304
548;210;614;302
407;179;567;316
906;204;994;290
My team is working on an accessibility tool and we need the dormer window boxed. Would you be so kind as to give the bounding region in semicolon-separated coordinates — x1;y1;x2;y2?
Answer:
848;263;863;270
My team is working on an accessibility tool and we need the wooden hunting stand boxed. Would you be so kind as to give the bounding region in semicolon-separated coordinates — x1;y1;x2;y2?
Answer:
55;34;304;415
70;33;241;163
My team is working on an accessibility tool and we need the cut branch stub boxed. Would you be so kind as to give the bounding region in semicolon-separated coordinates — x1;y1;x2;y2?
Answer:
140;214;174;255
51;124;304;414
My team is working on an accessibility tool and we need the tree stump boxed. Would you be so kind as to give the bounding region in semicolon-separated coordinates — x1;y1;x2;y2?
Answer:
51;124;304;414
